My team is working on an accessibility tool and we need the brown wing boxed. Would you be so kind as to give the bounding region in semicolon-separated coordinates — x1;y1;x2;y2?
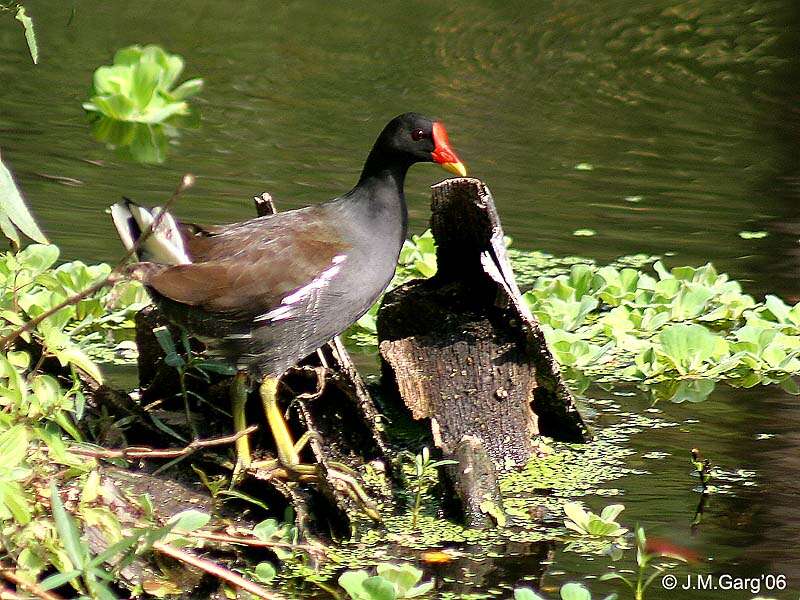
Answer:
145;207;350;318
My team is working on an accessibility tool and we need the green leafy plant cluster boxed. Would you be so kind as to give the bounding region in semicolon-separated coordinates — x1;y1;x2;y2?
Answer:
349;231;800;397
339;563;434;600
515;582;616;600
83;45;204;164
523;261;800;389
83;45;203;124
0;243;148;376
563;502;627;538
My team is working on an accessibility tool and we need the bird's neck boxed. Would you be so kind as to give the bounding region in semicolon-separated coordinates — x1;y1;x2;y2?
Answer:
356;146;412;196
347;148;410;240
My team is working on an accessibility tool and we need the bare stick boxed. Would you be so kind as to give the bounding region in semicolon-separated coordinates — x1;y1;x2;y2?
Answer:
0;566;63;600
152;541;284;600
0;174;195;352
189;530;325;560
69;425;258;459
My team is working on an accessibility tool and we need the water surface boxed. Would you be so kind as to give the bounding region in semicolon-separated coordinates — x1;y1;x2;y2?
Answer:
1;1;799;597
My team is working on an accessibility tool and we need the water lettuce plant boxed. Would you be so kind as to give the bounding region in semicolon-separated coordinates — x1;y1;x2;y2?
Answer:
349;231;800;397
563;502;627;538
515;583;617;600
83;45;203;164
83;45;203;123
339;563;434;600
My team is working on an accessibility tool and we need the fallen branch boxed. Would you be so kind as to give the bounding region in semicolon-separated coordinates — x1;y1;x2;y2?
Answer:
190;530;326;560
0;566;63;600
70;425;258;459
152;541;283;600
0;174;195;352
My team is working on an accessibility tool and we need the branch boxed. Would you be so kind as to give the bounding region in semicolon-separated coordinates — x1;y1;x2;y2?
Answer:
69;425;258;459
189;530;326;560
0;566;63;600
152;541;284;600
0;174;195;352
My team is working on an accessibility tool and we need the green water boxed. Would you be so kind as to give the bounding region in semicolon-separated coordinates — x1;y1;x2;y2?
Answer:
2;1;799;598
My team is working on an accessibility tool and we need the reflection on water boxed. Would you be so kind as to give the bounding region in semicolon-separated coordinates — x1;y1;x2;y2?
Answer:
89;111;199;164
1;0;799;597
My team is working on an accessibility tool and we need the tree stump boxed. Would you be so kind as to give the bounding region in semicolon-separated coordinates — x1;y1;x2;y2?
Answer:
378;178;587;526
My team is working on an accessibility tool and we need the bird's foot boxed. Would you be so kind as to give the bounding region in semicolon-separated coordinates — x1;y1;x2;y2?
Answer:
248;458;380;522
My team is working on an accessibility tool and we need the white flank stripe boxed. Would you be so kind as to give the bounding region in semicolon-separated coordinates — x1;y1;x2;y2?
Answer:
281;264;341;305
253;256;346;323
254;305;294;322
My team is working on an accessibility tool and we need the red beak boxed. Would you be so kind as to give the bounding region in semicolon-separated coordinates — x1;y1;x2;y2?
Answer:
431;122;467;177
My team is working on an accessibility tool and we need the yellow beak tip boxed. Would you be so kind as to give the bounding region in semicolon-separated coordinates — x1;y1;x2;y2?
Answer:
442;162;467;177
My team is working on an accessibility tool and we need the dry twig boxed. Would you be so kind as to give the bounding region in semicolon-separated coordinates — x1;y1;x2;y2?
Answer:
70;425;258;460
0;566;63;600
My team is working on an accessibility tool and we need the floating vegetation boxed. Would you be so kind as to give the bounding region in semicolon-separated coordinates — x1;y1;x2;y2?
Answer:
339;563;434;600
563;502;627;538
83;45;203;123
83;45;203;163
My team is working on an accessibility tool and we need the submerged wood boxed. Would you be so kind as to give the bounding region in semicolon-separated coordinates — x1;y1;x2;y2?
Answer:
378;178;588;524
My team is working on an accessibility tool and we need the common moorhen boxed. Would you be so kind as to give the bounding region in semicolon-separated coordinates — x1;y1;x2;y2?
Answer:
111;112;466;513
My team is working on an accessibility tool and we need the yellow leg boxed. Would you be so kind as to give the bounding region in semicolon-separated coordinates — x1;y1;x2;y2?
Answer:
260;375;304;468
230;372;251;481
255;374;381;522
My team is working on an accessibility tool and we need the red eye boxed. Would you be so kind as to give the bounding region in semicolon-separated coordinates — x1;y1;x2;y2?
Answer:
411;129;425;141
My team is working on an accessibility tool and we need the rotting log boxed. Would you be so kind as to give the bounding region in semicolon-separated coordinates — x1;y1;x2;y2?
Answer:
377;178;588;526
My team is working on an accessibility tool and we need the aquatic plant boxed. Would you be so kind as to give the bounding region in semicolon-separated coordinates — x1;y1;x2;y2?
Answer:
82;45;203;164
690;448;713;491
514;583;617;600
600;526;687;600
1;3;37;64
563;502;628;538
0;151;47;247
83;45;203;124
339;563;434;600
409;447;457;529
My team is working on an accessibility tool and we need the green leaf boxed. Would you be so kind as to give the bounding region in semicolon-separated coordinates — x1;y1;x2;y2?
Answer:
88;94;135;120
738;230;768;239
514;589;547;600
40;568;82;591
15;6;38;65
0;425;28;470
560;583;591;600
339;570;371;600
0;151;47;244
599;504;625;523
0;481;32;524
169;509;210;532
131;61;161;109
50;480;86;569
376;563;423;595
170;78;204;100
252;562;276;583
363;576;397;600
89;530;144;567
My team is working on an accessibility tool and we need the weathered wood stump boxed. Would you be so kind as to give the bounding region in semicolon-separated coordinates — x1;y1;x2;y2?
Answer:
378;178;587;526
